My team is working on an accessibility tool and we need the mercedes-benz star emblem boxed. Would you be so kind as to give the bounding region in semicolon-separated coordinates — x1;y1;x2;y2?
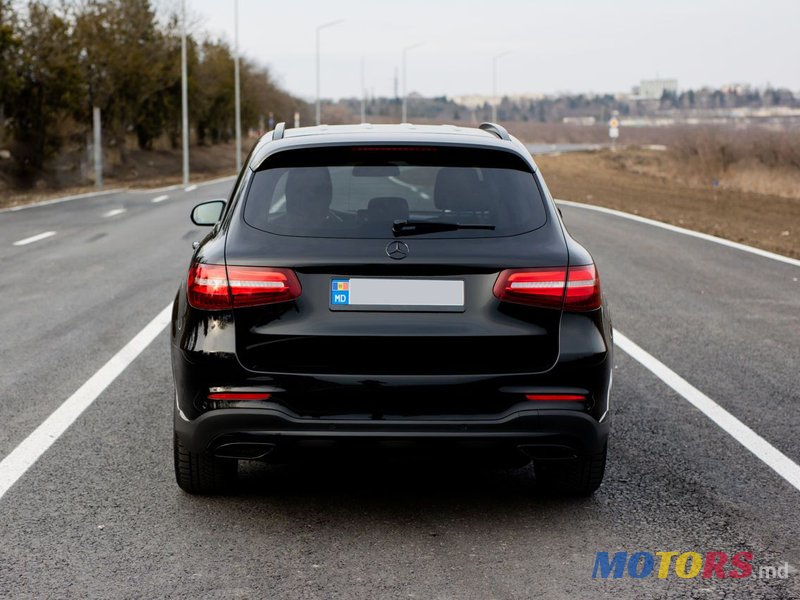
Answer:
385;240;410;260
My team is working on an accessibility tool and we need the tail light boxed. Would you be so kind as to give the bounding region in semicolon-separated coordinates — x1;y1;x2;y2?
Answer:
564;264;601;310
187;264;230;310
492;268;567;309
493;264;601;311
187;263;301;310
226;266;302;307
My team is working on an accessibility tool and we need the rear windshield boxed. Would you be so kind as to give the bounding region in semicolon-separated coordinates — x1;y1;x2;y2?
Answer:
243;146;547;238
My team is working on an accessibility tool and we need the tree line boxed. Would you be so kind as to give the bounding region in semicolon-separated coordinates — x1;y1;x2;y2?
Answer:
0;0;309;185
331;86;800;125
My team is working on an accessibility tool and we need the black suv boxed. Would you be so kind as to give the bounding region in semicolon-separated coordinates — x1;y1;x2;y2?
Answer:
171;122;612;495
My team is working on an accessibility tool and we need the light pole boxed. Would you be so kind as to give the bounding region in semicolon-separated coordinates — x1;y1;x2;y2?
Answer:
360;56;366;124
492;51;511;123
234;0;242;171
315;19;344;126
180;0;189;185
401;43;423;123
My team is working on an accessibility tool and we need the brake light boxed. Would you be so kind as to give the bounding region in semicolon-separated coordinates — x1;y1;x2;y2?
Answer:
187;263;301;310
564;264;601;310
493;264;601;310
187;264;230;310
492;268;567;309
227;266;302;308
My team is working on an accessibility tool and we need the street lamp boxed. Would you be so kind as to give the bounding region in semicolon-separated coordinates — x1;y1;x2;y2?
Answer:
401;43;423;123
492;51;511;123
360;56;366;124
315;19;344;125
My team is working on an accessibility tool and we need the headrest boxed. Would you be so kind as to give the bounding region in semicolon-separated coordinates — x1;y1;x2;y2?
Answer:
434;168;485;212
285;167;332;214
366;196;409;222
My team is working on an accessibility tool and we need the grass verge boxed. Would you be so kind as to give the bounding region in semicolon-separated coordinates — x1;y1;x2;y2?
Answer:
536;149;799;259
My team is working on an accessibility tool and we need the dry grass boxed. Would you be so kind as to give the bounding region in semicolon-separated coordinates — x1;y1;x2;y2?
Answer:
0;141;241;209
536;148;800;258
667;128;800;199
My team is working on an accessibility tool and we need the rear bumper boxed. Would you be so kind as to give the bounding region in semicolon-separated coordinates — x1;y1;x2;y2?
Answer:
171;297;613;461
174;404;610;460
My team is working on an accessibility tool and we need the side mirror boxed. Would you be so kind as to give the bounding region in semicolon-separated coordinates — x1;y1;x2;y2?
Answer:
191;200;226;226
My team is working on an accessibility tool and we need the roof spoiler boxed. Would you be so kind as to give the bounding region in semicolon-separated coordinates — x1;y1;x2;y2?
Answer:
479;122;510;141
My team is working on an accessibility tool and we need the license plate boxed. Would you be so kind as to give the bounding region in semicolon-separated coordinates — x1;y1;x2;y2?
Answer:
330;278;465;312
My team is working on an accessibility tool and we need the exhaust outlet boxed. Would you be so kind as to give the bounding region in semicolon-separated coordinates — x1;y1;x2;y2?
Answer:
213;442;276;460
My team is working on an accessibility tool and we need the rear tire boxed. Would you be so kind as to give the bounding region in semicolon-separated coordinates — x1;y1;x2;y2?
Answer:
173;433;237;494
534;443;607;495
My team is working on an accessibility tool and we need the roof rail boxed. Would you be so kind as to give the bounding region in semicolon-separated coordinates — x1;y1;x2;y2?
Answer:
272;121;286;141
479;122;510;141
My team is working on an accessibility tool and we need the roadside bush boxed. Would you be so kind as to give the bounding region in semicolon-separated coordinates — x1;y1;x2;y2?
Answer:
670;127;800;176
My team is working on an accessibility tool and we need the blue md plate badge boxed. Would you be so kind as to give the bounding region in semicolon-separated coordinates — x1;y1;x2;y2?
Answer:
331;280;350;305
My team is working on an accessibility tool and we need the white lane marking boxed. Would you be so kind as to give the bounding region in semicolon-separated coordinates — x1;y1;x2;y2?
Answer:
140;175;235;194
190;175;235;188
0;189;125;214
185;184;198;192
12;231;56;246
103;208;126;218
614;329;800;493
151;195;169;204
557;199;800;268
0;303;172;501
0;176;234;214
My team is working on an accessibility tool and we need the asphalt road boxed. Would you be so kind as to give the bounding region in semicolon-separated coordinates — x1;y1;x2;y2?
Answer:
1;179;799;599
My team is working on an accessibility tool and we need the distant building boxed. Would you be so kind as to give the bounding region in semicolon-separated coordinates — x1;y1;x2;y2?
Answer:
631;79;678;100
562;116;596;126
720;83;752;95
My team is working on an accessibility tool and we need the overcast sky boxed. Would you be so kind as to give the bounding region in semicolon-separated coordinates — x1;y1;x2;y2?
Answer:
181;0;800;100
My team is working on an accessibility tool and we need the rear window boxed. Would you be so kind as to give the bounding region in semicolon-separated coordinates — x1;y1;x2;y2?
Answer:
243;146;547;238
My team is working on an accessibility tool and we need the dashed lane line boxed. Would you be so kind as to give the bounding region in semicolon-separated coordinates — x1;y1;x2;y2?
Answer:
12;231;56;246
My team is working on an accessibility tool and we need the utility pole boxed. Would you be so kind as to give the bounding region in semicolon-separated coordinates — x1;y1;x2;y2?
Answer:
234;0;242;171
360;57;366;123
401;43;423;123
315;19;344;125
92;107;103;189
180;0;189;185
492;51;511;123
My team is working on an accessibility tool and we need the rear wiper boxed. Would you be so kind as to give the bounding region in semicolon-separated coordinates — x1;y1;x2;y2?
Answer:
392;219;496;236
